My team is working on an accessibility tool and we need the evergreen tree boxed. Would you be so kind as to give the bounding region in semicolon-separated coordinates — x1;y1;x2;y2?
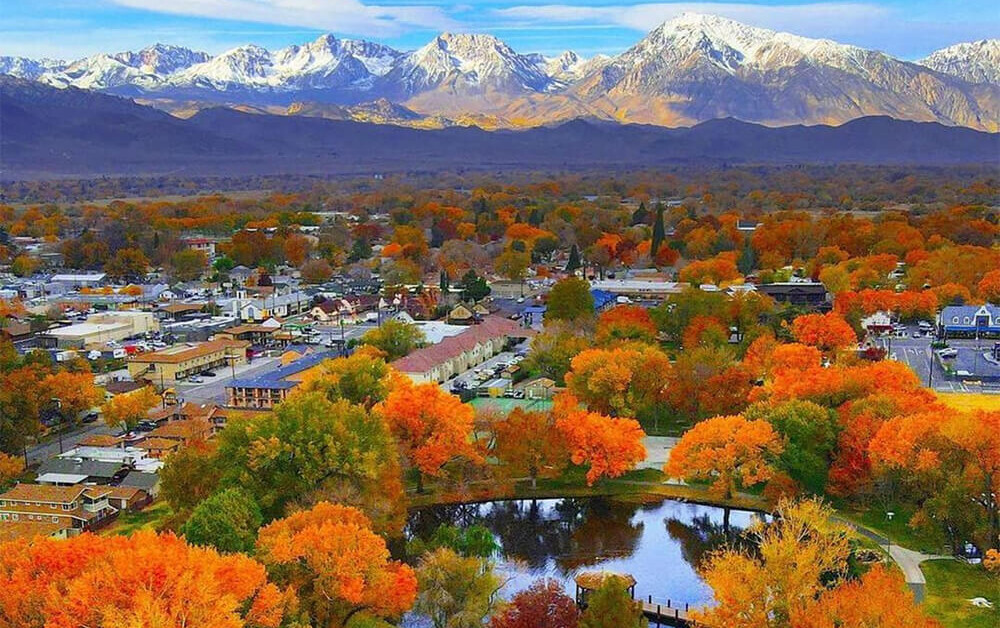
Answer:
737;241;757;275
566;244;582;273
460;270;490;302
439;269;450;292
651;202;666;260
630;201;649;226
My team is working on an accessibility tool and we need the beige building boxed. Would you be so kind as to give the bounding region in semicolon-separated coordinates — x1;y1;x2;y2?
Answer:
45;311;159;348
391;317;524;384
127;339;248;388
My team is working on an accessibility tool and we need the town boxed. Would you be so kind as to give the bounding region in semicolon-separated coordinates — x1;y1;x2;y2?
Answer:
0;168;997;628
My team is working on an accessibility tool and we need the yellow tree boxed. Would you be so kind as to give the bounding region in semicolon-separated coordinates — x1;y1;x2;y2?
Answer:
101;386;159;432
694;499;851;628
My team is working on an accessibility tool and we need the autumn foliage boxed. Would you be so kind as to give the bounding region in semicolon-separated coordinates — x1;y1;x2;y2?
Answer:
791;312;857;353
378;380;483;484
256;502;416;627
665;415;784;499
554;398;646;485
0;531;283;628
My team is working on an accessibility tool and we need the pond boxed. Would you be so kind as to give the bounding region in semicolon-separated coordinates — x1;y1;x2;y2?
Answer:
406;496;763;607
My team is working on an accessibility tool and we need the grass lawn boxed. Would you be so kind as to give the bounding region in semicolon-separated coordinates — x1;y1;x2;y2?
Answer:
936;392;1000;412
103;501;173;536
838;504;944;554
921;559;1000;628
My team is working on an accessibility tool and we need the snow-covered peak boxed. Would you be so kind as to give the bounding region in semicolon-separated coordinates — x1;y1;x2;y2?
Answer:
633;11;872;74
0;56;65;80
397;32;551;92
919;40;1000;84
274;34;402;77
112;44;210;75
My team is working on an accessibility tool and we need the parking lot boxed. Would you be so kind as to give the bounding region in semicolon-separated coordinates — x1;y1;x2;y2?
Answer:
443;341;530;395
174;355;281;404
872;323;1000;393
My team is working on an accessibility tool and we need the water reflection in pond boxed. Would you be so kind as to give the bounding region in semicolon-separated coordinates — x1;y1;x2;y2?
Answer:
406;496;761;606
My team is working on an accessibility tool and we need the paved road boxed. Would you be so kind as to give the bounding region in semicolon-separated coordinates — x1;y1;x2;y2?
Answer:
25;422;115;465
833;516;951;603
639;436;678;472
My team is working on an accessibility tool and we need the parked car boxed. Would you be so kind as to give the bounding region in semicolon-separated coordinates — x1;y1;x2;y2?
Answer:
188;376;203;384
202;371;216;377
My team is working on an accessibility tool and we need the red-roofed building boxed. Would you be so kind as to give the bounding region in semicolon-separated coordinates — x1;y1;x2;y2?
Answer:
391;316;527;384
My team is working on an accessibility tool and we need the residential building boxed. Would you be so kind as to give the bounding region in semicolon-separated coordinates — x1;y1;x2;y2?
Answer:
215;317;282;345
35;458;128;486
119;471;161;498
127;339;249;388
229;289;312;321
227;350;336;409
48;273;107;290
0;484;117;536
392;316;525;384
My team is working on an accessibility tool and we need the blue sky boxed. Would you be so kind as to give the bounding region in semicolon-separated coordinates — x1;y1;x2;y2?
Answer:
2;0;997;60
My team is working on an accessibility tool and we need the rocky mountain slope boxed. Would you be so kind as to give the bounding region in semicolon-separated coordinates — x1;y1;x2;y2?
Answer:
2;13;997;130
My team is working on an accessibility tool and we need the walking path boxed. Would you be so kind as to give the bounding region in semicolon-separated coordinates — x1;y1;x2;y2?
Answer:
833;516;952;602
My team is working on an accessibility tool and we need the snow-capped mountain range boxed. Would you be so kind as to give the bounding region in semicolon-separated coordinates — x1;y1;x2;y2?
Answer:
2;13;997;130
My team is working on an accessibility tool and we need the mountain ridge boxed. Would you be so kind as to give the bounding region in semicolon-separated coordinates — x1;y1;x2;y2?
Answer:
2;76;997;180
1;13;998;130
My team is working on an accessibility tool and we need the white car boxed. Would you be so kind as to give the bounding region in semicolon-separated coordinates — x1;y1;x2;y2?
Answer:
188;376;204;384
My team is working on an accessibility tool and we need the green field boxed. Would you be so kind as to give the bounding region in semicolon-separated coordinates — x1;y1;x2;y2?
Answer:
921;560;1000;628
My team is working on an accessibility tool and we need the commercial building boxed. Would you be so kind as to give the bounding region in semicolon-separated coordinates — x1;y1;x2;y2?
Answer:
756;282;830;308
391;316;524;384
938;304;1000;337
127;339;249;388
43;311;159;349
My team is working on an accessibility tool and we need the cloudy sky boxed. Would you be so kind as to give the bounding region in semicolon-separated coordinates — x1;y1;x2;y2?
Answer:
3;0;998;60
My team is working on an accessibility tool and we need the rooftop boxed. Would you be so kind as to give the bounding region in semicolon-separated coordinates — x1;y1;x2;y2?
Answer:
392;317;522;374
129;339;248;364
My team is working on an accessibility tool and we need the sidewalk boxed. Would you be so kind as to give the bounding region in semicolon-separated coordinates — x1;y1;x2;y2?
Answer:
834;516;952;602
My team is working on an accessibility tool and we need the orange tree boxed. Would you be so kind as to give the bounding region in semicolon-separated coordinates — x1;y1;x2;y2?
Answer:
870;409;1000;550
564;344;671;430
554;398;646;486
791;312;857;354
493;408;569;489
0;530;283;628
665;414;784;500
378;380;482;492
595;304;657;345
256;502;416;627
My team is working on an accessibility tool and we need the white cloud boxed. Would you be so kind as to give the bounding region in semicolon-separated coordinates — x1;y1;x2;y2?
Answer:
109;0;458;37
494;2;891;36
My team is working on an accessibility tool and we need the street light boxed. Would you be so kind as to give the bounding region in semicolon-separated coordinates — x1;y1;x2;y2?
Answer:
886;511;895;555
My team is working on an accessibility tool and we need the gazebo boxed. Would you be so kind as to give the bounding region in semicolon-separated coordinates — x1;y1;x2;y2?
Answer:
574;571;637;608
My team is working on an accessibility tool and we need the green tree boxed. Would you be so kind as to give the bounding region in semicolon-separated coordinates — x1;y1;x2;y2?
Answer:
650;202;666;262
297;349;395;409
580;576;647;628
631;201;649;226
360;319;426;361
414;548;502;628
566;244;582;273
737;241;757;275
212;255;235;273
159;440;222;516
745;400;840;494
170;249;208;281
460;270;491;302
104;247;150;282
216;392;402;523
546;277;594;322
522;321;594;383
10;255;38;278
650;287;729;341
180;488;263;553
